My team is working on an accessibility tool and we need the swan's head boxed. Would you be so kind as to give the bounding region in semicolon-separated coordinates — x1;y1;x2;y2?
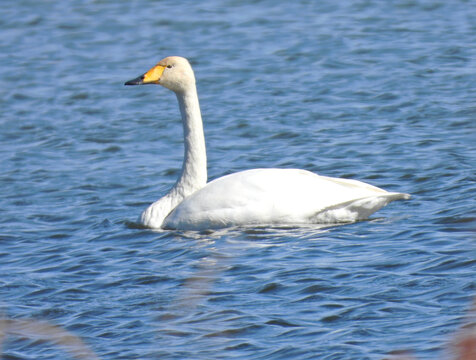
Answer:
125;56;195;93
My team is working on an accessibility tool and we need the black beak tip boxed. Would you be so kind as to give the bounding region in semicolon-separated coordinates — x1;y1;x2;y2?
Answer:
124;75;144;86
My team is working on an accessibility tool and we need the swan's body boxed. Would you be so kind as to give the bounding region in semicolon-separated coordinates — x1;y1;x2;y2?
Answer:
125;56;409;230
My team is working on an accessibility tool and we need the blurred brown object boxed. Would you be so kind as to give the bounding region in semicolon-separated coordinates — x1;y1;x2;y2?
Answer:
453;332;476;360
451;298;476;360
384;298;476;360
0;317;100;360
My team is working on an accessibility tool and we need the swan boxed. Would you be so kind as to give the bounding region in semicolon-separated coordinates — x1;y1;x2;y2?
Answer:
125;56;410;230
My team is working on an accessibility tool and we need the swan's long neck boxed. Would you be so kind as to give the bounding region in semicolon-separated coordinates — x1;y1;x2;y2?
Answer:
174;87;207;195
140;85;207;229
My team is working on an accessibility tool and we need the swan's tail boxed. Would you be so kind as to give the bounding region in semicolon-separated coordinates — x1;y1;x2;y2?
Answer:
311;192;411;224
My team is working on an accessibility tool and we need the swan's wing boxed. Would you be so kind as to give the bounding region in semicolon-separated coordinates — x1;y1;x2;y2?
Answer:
163;168;409;230
311;192;410;224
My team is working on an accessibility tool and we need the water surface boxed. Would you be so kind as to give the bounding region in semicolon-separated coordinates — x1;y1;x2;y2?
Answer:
1;0;475;359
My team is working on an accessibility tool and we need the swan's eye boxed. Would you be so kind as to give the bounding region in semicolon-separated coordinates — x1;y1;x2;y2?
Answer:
166;65;172;69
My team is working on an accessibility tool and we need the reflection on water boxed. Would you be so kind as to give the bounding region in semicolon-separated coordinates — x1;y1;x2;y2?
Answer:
172;252;230;312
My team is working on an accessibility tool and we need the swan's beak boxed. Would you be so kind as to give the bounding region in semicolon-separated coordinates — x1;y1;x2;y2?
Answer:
124;64;166;86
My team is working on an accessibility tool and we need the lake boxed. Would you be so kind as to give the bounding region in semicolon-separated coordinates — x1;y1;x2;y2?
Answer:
0;0;475;359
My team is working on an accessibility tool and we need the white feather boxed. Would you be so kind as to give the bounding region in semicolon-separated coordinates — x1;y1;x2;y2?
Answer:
125;56;410;230
164;169;409;230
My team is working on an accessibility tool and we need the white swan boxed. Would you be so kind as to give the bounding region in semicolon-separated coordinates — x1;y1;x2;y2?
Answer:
125;56;410;230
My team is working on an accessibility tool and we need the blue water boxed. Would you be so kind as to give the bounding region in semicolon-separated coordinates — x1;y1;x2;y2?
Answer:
1;0;475;359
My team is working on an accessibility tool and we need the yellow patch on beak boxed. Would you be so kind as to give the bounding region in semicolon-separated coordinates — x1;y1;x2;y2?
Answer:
143;65;166;84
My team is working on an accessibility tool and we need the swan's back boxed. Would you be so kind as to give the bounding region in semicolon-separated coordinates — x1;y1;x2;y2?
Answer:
163;168;409;230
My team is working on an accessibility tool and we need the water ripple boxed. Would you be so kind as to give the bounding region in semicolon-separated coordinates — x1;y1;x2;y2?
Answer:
1;0;475;359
